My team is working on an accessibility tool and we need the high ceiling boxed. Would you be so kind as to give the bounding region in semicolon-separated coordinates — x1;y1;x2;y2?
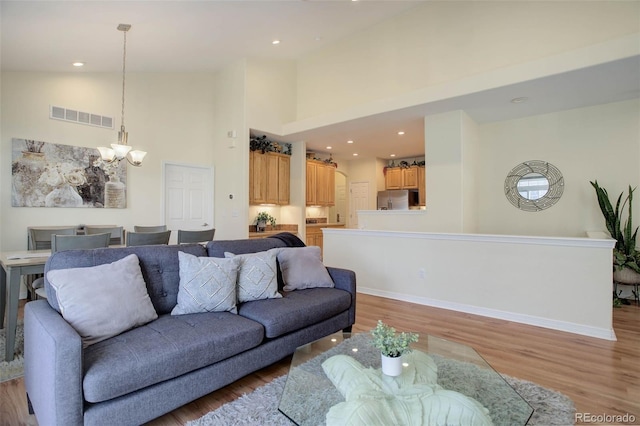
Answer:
2;1;638;161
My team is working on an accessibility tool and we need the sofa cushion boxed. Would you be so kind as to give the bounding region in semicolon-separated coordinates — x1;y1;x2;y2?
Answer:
45;244;207;315
225;251;282;303
275;246;334;291
47;254;158;348
82;312;264;403
238;288;352;339
172;252;240;315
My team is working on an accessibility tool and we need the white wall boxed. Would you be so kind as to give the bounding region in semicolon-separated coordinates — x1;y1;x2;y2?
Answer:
324;229;616;340
477;99;640;237
211;62;250;240
461;112;480;233
358;100;640;238
246;59;297;135
296;1;640;119
1;71;219;250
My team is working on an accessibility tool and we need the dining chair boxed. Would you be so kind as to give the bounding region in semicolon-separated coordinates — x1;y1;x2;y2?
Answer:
85;225;124;245
26;226;77;299
33;232;111;299
177;228;216;244
133;225;167;233
28;226;77;250
126;230;172;247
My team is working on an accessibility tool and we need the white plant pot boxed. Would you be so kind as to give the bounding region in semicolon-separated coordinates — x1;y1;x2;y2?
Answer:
613;267;640;284
381;353;403;376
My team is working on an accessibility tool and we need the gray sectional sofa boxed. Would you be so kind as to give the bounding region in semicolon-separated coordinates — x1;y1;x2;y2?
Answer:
24;236;356;425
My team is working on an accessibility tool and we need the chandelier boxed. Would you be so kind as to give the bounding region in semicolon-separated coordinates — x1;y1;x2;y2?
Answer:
98;24;146;167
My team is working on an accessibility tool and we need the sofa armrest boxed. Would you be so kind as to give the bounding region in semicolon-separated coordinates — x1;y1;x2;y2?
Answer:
327;267;356;327
24;300;84;426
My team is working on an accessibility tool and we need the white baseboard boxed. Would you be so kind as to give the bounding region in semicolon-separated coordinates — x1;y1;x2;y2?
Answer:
358;287;617;341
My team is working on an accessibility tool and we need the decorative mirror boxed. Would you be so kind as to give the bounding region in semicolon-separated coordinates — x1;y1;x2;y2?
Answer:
504;160;564;212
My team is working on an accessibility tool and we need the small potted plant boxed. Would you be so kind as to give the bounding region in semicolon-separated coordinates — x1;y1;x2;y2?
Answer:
255;212;276;232
370;320;419;376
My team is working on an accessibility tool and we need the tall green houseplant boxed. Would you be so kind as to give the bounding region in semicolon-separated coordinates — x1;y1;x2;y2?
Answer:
590;181;640;273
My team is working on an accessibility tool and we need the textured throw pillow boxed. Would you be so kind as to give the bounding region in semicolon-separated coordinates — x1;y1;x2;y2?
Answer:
172;251;240;315
47;254;158;348
225;251;282;303
274;246;334;291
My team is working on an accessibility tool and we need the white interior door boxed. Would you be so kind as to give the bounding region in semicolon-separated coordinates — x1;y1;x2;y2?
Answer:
349;181;369;229
163;163;214;244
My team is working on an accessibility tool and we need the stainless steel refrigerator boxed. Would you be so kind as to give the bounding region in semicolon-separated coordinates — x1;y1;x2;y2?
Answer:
377;190;411;210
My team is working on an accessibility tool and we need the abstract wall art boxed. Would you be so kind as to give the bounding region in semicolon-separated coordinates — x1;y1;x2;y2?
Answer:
11;138;127;208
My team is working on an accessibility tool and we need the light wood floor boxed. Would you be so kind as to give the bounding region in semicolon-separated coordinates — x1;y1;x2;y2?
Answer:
2;295;638;425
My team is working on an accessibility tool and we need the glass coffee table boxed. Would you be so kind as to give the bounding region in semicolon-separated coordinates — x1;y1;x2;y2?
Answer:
279;332;533;425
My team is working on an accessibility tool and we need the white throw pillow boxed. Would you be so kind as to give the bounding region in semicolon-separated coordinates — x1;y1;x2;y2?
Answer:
274;246;334;291
225;251;282;303
172;251;240;315
47;254;158;348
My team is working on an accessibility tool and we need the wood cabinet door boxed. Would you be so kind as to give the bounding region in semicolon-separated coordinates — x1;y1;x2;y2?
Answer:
402;167;419;189
265;154;279;204
316;164;330;205
278;155;290;205
250;151;267;204
306;161;317;206
385;168;402;189
418;166;426;206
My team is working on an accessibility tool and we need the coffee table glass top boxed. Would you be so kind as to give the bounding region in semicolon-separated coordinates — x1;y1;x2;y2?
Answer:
278;332;533;426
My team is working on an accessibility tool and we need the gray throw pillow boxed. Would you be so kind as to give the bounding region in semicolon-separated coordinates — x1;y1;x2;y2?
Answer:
274;246;334;291
47;254;158;348
172;251;240;315
225;251;282;303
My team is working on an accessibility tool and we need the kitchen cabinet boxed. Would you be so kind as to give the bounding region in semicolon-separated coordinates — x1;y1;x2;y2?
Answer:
385;166;422;191
418;166;426;206
250;151;290;205
306;160;335;206
385;168;402;189
402;166;418;189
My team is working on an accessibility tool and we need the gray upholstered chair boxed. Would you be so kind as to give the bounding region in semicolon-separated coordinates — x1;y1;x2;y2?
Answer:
126;230;171;246
133;225;167;233
177;228;215;244
33;233;111;299
85;225;124;245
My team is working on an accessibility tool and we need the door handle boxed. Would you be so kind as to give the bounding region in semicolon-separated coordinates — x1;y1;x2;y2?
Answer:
202;223;208;227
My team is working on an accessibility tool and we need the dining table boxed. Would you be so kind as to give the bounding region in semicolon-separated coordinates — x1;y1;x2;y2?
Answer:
0;249;51;361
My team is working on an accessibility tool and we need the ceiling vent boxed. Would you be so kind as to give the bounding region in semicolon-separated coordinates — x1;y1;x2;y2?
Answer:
50;105;114;129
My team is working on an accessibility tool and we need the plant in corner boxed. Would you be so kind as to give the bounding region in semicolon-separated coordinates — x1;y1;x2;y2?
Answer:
590;181;640;304
371;320;418;376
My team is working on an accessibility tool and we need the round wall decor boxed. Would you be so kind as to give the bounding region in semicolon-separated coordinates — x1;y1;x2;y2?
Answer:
504;160;564;212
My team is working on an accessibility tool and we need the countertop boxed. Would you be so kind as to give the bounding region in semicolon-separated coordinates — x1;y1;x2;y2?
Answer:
305;222;346;227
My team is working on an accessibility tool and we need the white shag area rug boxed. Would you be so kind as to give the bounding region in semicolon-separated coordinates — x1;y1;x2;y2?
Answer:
188;335;575;426
0;321;25;383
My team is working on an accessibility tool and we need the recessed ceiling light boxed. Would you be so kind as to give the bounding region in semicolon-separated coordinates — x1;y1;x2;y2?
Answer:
326;146;332;150
347;140;354;144
397;131;405;135
353;153;358;156
315;36;322;41
390;154;396;157
511;97;528;103
272;40;281;45
72;62;84;67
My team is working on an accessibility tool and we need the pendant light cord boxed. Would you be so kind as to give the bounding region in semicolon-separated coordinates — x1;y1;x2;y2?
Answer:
121;28;127;131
